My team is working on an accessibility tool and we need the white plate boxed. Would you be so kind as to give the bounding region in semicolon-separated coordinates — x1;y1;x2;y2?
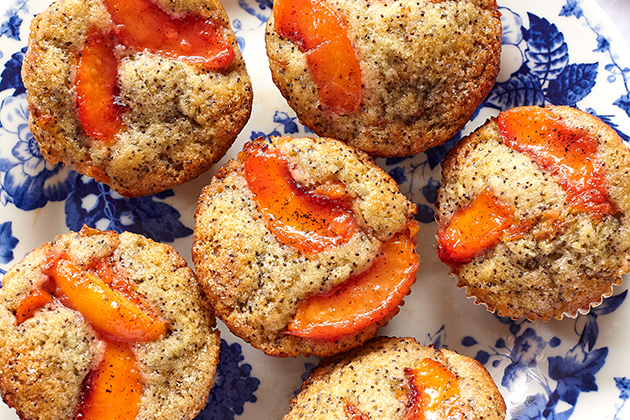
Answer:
1;0;630;419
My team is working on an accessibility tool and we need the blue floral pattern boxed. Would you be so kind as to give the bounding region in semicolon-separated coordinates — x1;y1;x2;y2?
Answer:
1;0;630;419
197;340;260;420
0;221;18;276
462;292;626;419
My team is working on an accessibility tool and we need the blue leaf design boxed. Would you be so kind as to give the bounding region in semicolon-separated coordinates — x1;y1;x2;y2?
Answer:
0;221;19;265
475;350;490;365
197;340;260;420
484;72;545;110
421;178;440;204
425;132;460;169
590;290;627;316
272;111;300;134
384;156;410;166
524;13;569;82
388;166;407;185
65;178;192;243
549;337;562;348
0;15;22;41
495;338;506;348
578;314;599;351
546;63;598;105
236;35;246;52
0;47;27;95
415;204;434;224
548;346;608;405
614;93;630;118
461;336;478;347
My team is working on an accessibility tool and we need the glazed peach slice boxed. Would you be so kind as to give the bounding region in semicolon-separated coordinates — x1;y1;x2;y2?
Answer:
244;142;358;255
403;358;466;420
103;0;235;70
76;341;142;420
75;30;124;142
498;106;614;217
437;188;515;266
14;287;54;325
287;225;419;341
43;253;168;342
273;0;362;114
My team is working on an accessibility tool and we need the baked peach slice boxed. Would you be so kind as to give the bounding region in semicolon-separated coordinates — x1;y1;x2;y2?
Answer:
273;0;362;114
103;0;234;70
244;142;358;255
402;358;466;420
14;287;54;325
287;226;419;340
75;30;124;142
43;252;168;342
76;341;142;420
498;106;613;217
437;188;515;266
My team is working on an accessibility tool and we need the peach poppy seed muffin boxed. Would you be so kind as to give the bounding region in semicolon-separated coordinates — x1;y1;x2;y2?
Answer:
435;105;630;321
0;226;220;420
284;336;506;420
22;0;252;197
265;0;501;157
193;136;419;357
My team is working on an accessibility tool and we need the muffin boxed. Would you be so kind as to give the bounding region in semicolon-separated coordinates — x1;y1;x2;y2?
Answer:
265;0;502;157
0;226;220;420
435;105;630;321
284;336;506;420
22;0;253;197
192;136;419;357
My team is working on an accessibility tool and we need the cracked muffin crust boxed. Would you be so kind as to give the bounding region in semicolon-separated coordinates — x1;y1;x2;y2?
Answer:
265;0;502;157
436;105;630;321
0;226;219;420
192;136;419;357
22;0;252;197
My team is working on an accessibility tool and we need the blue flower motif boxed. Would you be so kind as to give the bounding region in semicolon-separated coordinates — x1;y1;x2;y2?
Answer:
420;177;440;204
0;94;77;210
237;0;272;24
510;393;548;420
559;0;584;19
0;47;27;95
594;34;611;53
0;221;18;276
273;111;300;134
65;177;192;243
502;328;546;392
615;377;630;400
197;340;260;420
388;166;406;185
0;15;22;41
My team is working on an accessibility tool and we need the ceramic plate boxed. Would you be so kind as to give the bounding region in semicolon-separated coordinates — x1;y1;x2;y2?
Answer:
1;0;630;419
